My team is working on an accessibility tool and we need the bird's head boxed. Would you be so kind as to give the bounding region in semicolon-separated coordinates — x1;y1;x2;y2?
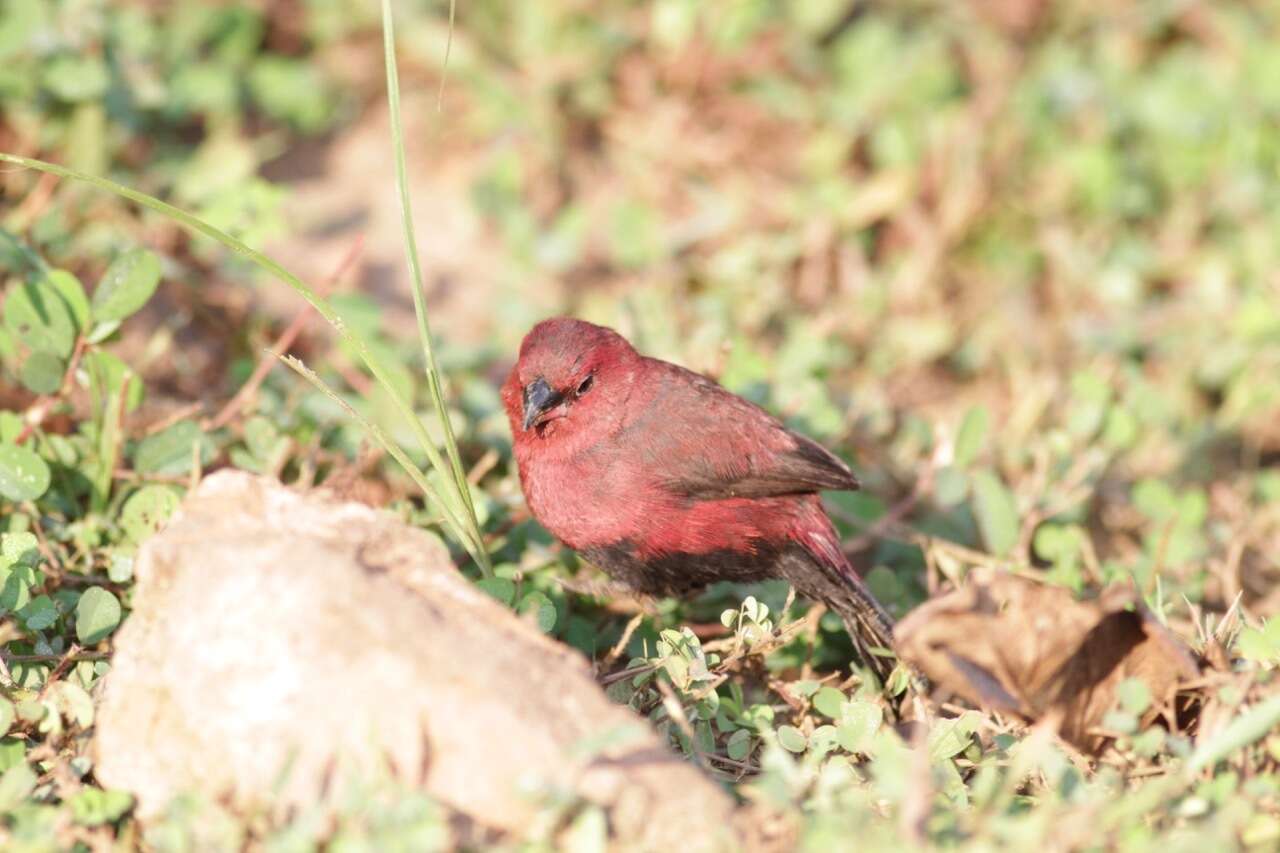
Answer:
502;317;641;445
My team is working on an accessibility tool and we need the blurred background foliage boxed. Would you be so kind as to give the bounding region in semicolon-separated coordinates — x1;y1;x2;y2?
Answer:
1;0;1279;849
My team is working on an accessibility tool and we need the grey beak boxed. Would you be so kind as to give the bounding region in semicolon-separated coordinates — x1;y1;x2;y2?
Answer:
522;377;563;431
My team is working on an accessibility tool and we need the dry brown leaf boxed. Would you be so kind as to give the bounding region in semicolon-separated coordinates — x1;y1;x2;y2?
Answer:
895;569;1200;752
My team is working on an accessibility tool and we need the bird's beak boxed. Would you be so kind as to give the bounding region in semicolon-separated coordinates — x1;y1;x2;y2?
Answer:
522;377;564;431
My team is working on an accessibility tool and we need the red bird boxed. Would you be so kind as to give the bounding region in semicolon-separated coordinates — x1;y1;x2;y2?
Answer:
502;317;897;679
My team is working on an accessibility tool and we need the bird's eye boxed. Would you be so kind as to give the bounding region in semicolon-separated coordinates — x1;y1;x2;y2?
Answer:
575;374;594;396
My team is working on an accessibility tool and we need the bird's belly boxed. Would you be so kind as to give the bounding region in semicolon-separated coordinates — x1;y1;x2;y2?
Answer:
581;541;782;597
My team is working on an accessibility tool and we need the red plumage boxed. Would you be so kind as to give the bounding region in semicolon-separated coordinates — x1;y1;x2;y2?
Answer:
502;317;897;679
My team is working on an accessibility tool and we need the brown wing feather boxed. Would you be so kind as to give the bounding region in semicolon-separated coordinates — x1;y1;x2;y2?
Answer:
625;361;860;500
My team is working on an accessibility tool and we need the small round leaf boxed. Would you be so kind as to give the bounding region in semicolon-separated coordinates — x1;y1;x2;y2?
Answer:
0;444;51;502
475;577;515;605
0;762;36;811
726;728;753;761
810;725;840;756
813;686;847;720
76;586;122;646
119;485;181;545
19;594;57;631
837;701;884;753
19;351;64;394
777;725;807;753
518;590;557;633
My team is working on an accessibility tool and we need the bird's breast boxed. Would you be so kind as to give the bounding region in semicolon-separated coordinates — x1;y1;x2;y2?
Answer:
519;448;654;549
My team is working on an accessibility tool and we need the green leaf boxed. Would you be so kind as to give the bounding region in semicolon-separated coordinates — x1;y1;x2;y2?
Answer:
86;319;121;344
44;270;90;331
91;248;162;323
0;535;39;617
0;700;13;736
1117;678;1151;714
119;485;181;545
76;586;122;646
19;350;64;394
813;686;847;720
837;701;883;753
1237;618;1280;663
791;680;821;698
954;406;988;468
15;701;42;723
1187;693;1280;773
934;465;969;507
132;420;207;475
928;713;979;761
1258;471;1280;505
42;54;109;102
0;444;51;502
0;414;19;444
1067;370;1112;439
741;595;768;624
53;681;94;729
972;470;1020;556
726;728;753;761
0;564;33;615
0;740;24;774
3;279;76;358
19;594;56;631
0;762;35;812
243;416;283;461
0;533;39;569
1103;710;1138;736
0;228;43;275
1132;727;1166;759
108;552;134;584
561;804;607;853
777;725;807;753
1102;406;1138;450
810;725;840;756
518;591;556;633
1132;478;1178;521
475;577;515;606
69;788;133;826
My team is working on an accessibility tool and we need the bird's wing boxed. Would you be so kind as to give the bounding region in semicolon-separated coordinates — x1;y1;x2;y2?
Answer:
625;362;860;500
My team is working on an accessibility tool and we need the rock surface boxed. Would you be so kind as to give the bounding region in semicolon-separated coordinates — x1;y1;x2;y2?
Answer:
93;471;739;849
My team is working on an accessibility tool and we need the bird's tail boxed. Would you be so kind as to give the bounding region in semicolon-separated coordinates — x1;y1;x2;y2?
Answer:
821;576;898;683
790;531;899;683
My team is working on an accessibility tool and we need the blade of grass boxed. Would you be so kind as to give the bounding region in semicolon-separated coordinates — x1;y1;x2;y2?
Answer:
1185;691;1280;774
277;354;475;547
438;0;456;111
0;152;491;573
381;0;477;527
